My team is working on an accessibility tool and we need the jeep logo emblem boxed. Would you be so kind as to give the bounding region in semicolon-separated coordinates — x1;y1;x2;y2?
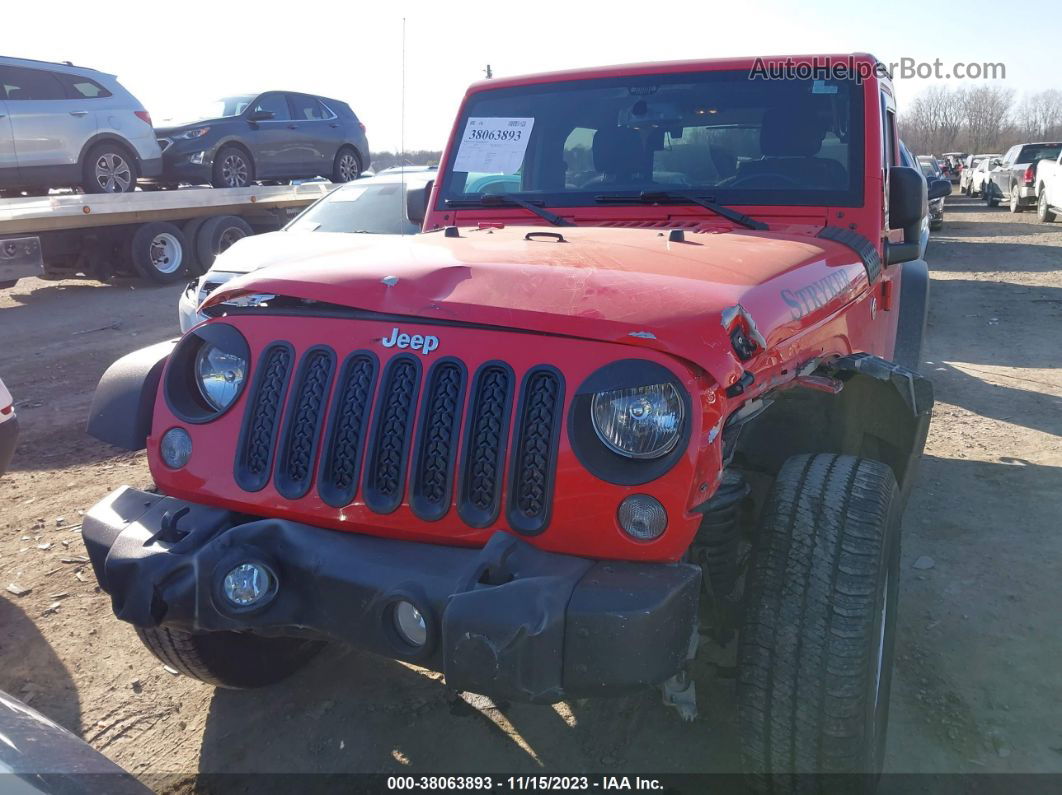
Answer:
381;327;439;356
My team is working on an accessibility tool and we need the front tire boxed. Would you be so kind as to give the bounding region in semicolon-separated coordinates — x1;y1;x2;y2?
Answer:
1039;191;1057;223
83;143;138;194
738;454;901;789
985;183;1000;207
1009;191;1023;213
212;146;254;188
136;626;323;688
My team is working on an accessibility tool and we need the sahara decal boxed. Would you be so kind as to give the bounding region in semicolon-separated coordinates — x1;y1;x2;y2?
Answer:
780;269;853;321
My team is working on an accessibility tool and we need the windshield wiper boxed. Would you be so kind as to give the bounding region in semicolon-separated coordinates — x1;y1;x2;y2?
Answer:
595;191;768;231
445;194;573;227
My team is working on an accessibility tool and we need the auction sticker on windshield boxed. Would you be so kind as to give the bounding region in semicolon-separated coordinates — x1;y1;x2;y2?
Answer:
452;117;534;175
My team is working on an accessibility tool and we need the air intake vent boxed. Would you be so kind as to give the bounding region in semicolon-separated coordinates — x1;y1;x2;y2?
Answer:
275;347;335;499
234;344;294;492
363;355;421;514
458;362;514;528
508;367;564;535
317;352;378;508
410;360;467;521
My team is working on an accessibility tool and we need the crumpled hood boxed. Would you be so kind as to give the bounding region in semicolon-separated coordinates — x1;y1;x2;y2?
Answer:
205;230;397;275
209;225;869;384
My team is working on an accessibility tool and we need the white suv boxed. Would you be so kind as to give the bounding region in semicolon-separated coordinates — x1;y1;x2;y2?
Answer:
0;56;161;194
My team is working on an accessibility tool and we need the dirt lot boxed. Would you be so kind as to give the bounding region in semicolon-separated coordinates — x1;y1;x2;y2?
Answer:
1;197;1060;787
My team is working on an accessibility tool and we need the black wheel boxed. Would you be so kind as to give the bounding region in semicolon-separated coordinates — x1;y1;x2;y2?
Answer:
929;220;943;232
960;183;968;195
738;454;901;789
332;147;361;183
181;216;210;276
83;143;138;194
136;626;323;689
212;146;254;188
1009;191;1023;213
1038;191;1057;223
129;222;188;284
985;183;1000;208
195;214;254;271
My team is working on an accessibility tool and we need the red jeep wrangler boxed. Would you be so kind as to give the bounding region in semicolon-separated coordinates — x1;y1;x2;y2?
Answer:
84;54;933;779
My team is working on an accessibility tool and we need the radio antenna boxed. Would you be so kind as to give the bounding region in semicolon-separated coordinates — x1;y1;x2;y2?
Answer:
400;17;407;234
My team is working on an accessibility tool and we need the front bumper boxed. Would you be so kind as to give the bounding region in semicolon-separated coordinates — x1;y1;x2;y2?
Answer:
83;487;700;703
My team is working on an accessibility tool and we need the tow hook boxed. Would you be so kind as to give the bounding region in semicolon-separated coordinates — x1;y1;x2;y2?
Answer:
661;628;699;722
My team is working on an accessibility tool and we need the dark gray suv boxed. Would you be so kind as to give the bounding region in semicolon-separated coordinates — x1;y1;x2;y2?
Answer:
151;92;371;188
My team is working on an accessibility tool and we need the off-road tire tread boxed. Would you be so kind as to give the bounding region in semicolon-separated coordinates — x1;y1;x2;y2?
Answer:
738;453;898;790
135;626;323;689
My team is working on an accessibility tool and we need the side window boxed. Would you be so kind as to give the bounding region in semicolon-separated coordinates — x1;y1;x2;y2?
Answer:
251;93;290;121
885;110;898;167
0;66;67;101
288;94;331;121
56;73;112;99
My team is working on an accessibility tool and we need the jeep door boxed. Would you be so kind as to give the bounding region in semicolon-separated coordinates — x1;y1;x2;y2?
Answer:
0;98;17;184
284;93;342;178
0;65;97;177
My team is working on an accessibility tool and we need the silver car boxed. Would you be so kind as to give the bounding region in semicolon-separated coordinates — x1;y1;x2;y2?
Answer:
0;56;161;194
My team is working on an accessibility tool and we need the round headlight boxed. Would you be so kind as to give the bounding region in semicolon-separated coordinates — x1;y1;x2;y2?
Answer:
591;383;685;459
196;343;247;411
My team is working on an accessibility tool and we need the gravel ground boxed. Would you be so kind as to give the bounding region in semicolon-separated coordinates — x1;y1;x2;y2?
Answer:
1;196;1059;787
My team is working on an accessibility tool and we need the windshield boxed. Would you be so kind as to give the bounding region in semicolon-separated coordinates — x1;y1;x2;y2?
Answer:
1017;144;1062;163
918;158;941;177
286;181;422;235
440;70;864;208
175;95;256;123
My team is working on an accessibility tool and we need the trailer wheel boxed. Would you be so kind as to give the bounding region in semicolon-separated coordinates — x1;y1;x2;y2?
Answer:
129;222;188;284
196;215;253;271
738;454;900;788
181;217;210;275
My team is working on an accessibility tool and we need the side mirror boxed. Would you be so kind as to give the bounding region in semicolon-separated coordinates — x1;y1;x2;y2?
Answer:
405;180;433;226
928;178;952;200
248;110;275;122
885;166;927;266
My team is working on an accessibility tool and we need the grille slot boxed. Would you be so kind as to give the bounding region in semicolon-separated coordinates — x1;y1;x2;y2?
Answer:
410;360;467;521
458;362;515;528
317;352;379;508
508;368;564;535
275;347;335;499
363;355;421;514
234;343;294;492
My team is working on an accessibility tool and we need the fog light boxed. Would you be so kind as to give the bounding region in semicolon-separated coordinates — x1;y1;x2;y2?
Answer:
160;427;192;469
618;494;668;541
190;151;205;165
222;562;274;608
393;600;427;647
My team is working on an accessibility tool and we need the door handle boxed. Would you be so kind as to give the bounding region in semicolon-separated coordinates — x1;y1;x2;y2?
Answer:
329;122;339;128
287;124;297;130
69;110;89;117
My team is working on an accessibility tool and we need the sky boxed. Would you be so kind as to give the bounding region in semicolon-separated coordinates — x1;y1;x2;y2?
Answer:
8;0;1053;153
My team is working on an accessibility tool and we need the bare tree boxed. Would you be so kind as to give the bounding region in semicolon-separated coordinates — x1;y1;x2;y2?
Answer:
960;85;1015;153
899;85;964;154
1015;89;1062;141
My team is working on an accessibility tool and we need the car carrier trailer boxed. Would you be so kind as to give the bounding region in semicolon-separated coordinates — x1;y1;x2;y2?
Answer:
0;183;335;288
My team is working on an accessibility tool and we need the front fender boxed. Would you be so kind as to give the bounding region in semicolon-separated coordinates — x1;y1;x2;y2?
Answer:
87;340;176;450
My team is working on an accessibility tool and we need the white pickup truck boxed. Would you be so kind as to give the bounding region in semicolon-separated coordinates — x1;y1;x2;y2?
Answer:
1036;151;1062;222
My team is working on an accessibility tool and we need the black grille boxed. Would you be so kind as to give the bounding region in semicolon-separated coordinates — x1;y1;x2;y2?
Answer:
458;363;515;528
362;356;421;514
275;348;335;499
410;360;467;521
234;344;294;492
317;352;378;508
508;368;564;535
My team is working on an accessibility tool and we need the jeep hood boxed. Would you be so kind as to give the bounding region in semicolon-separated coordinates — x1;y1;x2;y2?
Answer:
209;225;869;385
